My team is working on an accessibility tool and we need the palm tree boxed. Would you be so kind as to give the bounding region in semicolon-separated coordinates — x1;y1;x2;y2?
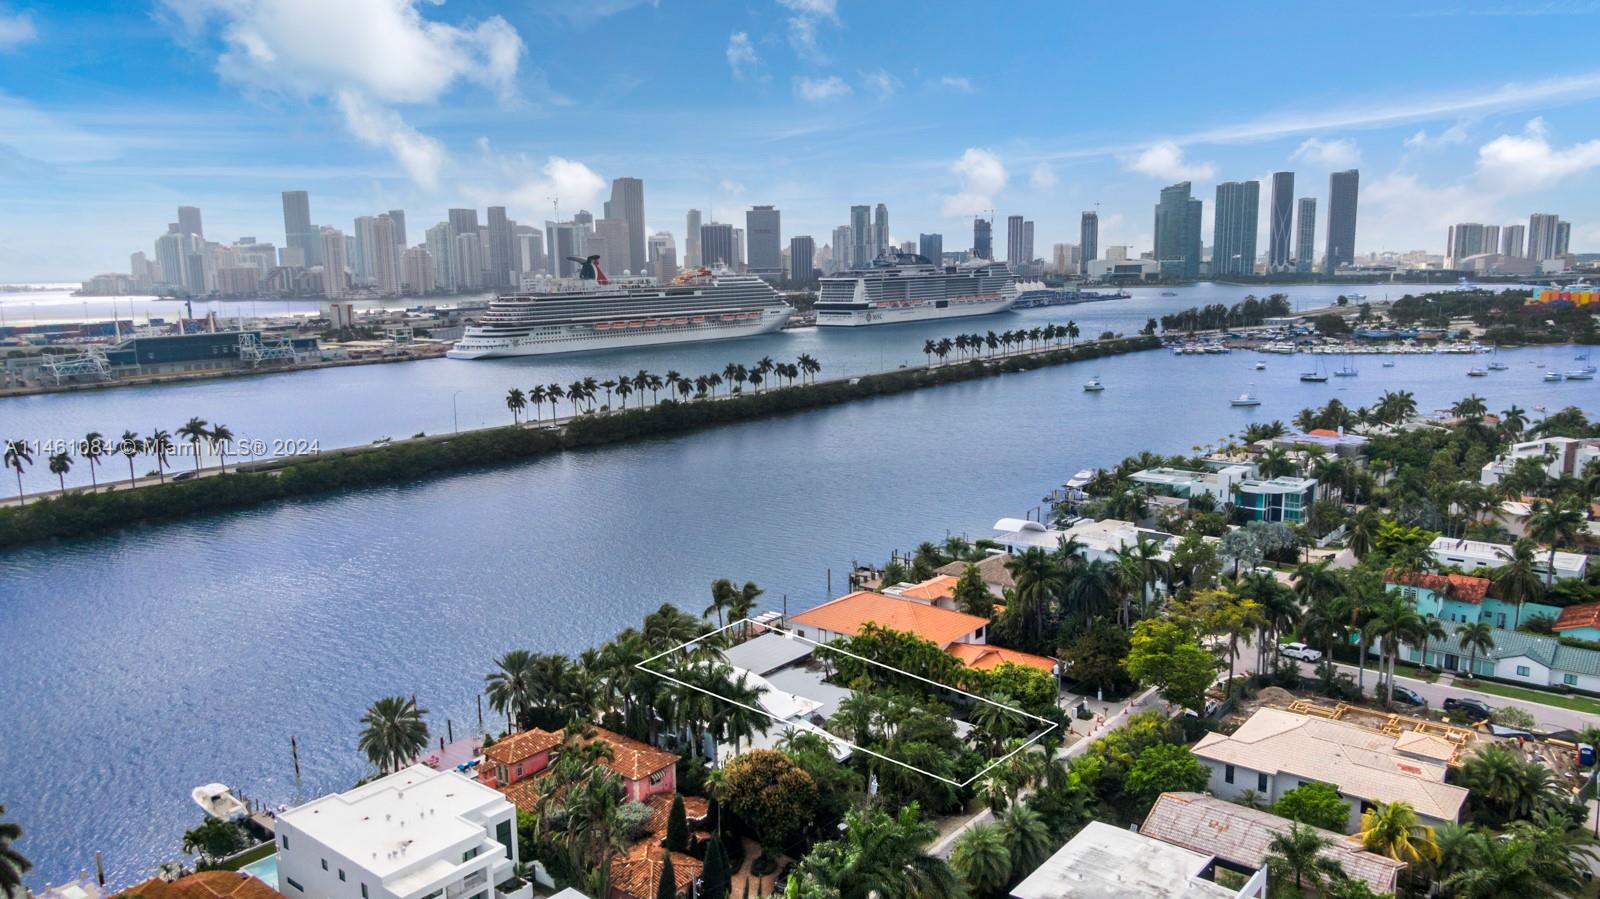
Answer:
505;387;527;424
1006;547;1067;644
997;804;1051;876
1455;621;1495;679
47;451;72;494
1265;822;1344;891
794;804;962;899
704;578;736;631
529;384;548;421
1367;595;1444;707
80;431;105;491
148;429;174;483
119;430;142;487
178;416;209;472
1501;404;1529;439
1357;801;1440;866
1493;538;1547;628
546;383;565;419
0;804;31;899
950;823;1010;896
1526;498;1584;588
3;439;32;505
207;423;234;474
1452;394;1488;420
358;695;429;774
485;650;539;731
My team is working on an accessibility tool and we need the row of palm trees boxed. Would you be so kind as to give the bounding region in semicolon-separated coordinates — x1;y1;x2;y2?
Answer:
3;419;236;504
503;355;824;424
918;321;1081;367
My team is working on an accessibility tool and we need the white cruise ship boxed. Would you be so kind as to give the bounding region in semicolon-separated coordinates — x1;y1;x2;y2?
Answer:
814;254;1018;327
447;258;792;359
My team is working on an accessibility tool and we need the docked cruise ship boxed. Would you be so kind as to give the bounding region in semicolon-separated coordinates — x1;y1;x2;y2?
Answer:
447;260;792;358
814;254;1018;327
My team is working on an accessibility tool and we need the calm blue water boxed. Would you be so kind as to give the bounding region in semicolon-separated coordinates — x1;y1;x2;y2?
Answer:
2;283;1591;890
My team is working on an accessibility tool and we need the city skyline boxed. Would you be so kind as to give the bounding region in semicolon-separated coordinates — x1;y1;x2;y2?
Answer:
4;1;1600;279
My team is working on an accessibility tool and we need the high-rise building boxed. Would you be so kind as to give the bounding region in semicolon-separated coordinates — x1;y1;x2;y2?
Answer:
685;209;702;267
746;205;782;275
1482;225;1499;259
1502;224;1525;258
177;205;203;238
973;217;993;259
1079;212;1098;275
1006;215;1026;266
602;177;646;275
320;227;348;298
545;220;583;277
1023;221;1035;265
1555;220;1571;257
486;206;515;288
700;223;735;269
1212;181;1259;277
154;229;186;292
447;209;480;286
851;205;872;267
788;235;815;284
515;226;544;276
386;210;407;248
1154;182;1201;278
426;223;456;290
282;191;320;267
455;232;484;289
369;214;400;295
647;231;676;282
592;218;629;273
1267;172;1294;272
1447;223;1485;268
1296;198;1317;273
832;225;853;272
1051;244;1079;274
352;215;378;282
919;233;943;266
732;227;745;271
401;246;434;294
1528;214;1560;260
873;203;889;258
1323;169;1359;275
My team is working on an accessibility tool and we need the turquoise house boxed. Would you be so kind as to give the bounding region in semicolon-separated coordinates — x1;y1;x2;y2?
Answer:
1555;603;1600;642
1387;572;1562;631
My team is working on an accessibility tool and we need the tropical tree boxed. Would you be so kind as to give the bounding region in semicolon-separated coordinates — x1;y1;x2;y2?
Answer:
182;817;246;860
1346;508;1379;559
47;451;72;494
119;430;142;487
1357;801;1440;866
1452;394;1488;420
148;429;174;483
485;650;539;731
80;431;105;490
1265;822;1345;892
358;695;429;774
1365;595;1444;708
207;423;235;474
1526;498;1585;587
1493;538;1547;628
1454;621;1495;679
949;823;1010;896
0;804;31;899
793;804;963;899
3;438;31;504
1272;781;1352;832
178;416;209;472
997;804;1052;876
505;387;526;424
1005;547;1066;646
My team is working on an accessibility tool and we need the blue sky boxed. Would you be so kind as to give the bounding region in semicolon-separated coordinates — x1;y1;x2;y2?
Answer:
2;0;1600;279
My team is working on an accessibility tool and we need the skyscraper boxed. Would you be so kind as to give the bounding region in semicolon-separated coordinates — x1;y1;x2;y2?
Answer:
369;214;400;295
1154;182;1201;278
448;209;481;286
592;218;628;272
177;205;203;238
486;206;515;288
685;209;702;267
353;215;378;281
919;233;942;265
1006;215;1027;266
1323;169;1359;275
1296;198;1317;273
973;217;992;260
746;205;782;275
1528;214;1560;260
647;231;676;281
1079;212;1098;275
732;227;745;271
1447;223;1485;267
1212;180;1260;277
546;220;583;277
1555;220;1571;257
873;203;889;258
832;225;853;272
320;227;348;298
401;246;434;294
516;226;544;276
700;223;735;269
788;235;815;284
1023;221;1035;265
1501;225;1525;258
1267;172;1294;272
426;222;456;290
455;232;483;289
606;177;646;274
851;205;871;267
282;191;320;267
386;210;407;248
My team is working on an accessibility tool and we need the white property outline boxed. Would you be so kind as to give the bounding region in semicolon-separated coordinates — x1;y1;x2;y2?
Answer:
635;617;1059;787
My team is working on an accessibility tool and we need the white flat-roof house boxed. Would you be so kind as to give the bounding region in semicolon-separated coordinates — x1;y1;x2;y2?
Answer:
276;764;526;899
1191;708;1468;832
1129;466;1318;524
1429;535;1587;582
1480;437;1600;486
991;517;1174;564
1010;821;1266;899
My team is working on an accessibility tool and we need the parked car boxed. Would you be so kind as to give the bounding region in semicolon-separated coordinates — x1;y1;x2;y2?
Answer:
1278;642;1323;662
1387;685;1428;708
1442;697;1494;720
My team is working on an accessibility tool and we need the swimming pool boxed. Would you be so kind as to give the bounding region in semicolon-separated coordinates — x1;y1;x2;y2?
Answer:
239;854;278;890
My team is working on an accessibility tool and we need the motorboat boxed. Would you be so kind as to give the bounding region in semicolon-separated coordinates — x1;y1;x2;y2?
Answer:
192;784;249;821
1544;371;1564;382
1083;375;1105;392
1467;367;1488;377
1230;387;1261;407
1253;361;1266;370
1487;361;1509;371
1565;368;1595;381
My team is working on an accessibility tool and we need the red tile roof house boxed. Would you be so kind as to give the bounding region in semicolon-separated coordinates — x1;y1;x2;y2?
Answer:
481;725;679;804
789;590;1057;675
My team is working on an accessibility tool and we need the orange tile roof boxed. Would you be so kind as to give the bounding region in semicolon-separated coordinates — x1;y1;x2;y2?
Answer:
1307;428;1342;438
790;591;989;648
1385;570;1491;603
643;793;709;836
1555;602;1600;632
483;728;562;765
610;843;703;899
896;575;960;602
576;725;680;780
114;872;282;899
498;769;558;812
947;642;1058;673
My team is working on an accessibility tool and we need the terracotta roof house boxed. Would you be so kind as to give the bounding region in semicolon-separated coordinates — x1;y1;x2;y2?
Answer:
935;553;1016;595
484;726;679;805
884;574;961;608
789;590;1056;676
481;729;563;789
608;844;702;899
1555;601;1600;641
113;872;282;899
946;642;1057;674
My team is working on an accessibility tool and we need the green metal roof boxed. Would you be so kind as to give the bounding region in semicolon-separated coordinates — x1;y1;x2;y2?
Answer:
1422;628;1600;677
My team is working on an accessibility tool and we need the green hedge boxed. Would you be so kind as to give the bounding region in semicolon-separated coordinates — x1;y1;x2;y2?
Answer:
0;336;1158;548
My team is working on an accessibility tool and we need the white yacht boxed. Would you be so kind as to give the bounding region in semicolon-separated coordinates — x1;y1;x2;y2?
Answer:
814;253;1017;327
192;783;248;821
1083;375;1105;392
447;258;792;358
1230;386;1261;407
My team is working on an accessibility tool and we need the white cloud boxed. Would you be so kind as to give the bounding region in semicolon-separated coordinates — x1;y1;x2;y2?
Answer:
470;147;606;220
0;5;36;49
1029;162;1057;192
939;75;973;93
718;178;746;196
941;148;1007;217
1476;116;1600;191
794;75;850;102
160;0;525;187
1290;137;1360;168
1122;141;1215;181
778;0;837;62
726;32;757;78
1403;120;1470;149
862;69;899;100
1360;171;1487;251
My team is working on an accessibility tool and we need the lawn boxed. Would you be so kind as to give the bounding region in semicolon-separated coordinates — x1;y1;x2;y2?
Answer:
1450;678;1600;716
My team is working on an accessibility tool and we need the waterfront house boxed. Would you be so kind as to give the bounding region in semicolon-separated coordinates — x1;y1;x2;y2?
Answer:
1140;792;1403;896
112;871;282;899
1428;535;1588;582
1190;708;1468;831
483;725;678;805
936;553;1016;597
1399;627;1600;690
720;631;853;756
991;516;1176;565
275;764;527;899
1480;437;1600;486
1266;428;1370;457
1554;602;1600;641
788;590;1057;674
1385;570;1561;630
1010;821;1266;899
882;574;961;609
1128;465;1318;523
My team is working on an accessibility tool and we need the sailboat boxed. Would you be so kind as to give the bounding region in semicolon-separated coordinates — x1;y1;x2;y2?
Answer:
1333;353;1358;377
1300;356;1329;382
1566;353;1596;380
1487;344;1508;371
1230;385;1262;407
